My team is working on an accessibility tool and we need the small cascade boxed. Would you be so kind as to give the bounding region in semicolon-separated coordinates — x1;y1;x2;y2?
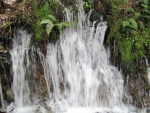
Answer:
40;2;135;113
145;58;150;84
10;28;31;107
0;79;4;108
7;0;149;113
147;69;150;85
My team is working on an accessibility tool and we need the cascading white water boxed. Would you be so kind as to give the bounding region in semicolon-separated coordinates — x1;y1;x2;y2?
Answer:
40;1;136;113
0;79;4;108
145;58;150;109
145;58;150;85
10;28;31;107
9;29;48;113
8;0;148;113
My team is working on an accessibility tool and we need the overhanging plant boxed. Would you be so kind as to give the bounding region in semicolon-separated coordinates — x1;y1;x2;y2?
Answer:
40;14;71;35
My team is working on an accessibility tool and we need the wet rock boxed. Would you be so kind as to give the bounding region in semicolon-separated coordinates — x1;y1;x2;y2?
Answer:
146;108;150;113
0;103;15;113
93;0;105;13
90;0;106;23
27;61;48;100
0;107;7;113
124;73;150;108
0;46;8;54
6;89;14;102
90;13;105;23
90;11;101;22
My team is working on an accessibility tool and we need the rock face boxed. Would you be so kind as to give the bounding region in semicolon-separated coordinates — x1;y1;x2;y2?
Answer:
0;0;32;39
93;0;105;13
27;59;48;100
89;0;106;24
124;73;150;107
6;89;14;102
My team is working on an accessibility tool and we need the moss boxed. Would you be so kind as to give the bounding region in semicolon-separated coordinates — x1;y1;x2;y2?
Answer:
31;3;51;41
32;0;67;41
104;0;150;73
15;0;66;42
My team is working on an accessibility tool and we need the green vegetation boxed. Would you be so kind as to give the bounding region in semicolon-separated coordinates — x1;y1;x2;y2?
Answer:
83;0;92;13
32;2;51;41
1;0;149;73
40;15;71;35
104;0;150;68
18;0;70;41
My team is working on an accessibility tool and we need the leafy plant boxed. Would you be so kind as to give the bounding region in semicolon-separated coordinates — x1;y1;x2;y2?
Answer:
104;0;150;73
40;15;71;35
28;0;66;41
83;2;91;9
83;0;92;13
140;0;150;20
123;18;137;29
122;18;137;36
31;2;52;41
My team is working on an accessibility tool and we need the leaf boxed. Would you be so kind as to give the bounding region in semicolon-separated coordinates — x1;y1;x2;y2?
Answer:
142;9;150;14
122;20;129;28
58;22;71;27
48;15;56;22
135;1;140;4
141;4;147;8
55;22;71;34
55;23;62;29
87;0;92;4
143;0;148;4
112;5;117;9
57;26;62;34
129;18;137;29
139;21;144;30
55;23;63;34
46;23;54;35
40;19;53;25
127;7;135;12
134;13;140;19
142;15;150;19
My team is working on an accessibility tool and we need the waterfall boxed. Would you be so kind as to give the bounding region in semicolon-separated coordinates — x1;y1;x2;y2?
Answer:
8;0;148;113
10;28;31;107
39;3;133;113
43;22;126;111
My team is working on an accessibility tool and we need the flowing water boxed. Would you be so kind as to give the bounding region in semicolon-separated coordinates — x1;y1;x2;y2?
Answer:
10;28;31;107
146;58;150;85
0;79;4;108
40;3;134;113
7;0;148;113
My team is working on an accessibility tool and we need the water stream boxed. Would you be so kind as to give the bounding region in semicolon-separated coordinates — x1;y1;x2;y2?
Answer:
7;0;148;113
0;79;4;108
40;3;133;113
10;28;31;107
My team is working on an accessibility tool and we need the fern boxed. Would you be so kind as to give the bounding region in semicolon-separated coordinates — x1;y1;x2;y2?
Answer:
40;15;71;35
47;15;56;22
